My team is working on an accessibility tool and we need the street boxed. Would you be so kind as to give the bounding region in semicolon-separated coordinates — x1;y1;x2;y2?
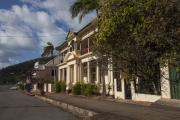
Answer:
0;85;81;120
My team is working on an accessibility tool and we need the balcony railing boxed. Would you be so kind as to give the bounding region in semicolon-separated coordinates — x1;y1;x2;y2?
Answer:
89;45;96;52
81;45;96;55
81;48;88;55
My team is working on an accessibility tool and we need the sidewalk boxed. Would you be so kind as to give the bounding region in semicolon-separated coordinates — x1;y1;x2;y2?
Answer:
152;98;180;108
30;91;180;120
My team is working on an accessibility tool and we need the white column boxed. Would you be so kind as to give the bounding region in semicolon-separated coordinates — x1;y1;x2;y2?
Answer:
66;66;70;84
80;63;83;82
130;80;135;100
96;65;100;84
87;62;91;83
110;63;114;96
160;66;171;99
70;66;72;83
108;59;114;97
66;66;72;94
73;64;77;84
77;64;80;82
62;69;65;80
122;79;125;99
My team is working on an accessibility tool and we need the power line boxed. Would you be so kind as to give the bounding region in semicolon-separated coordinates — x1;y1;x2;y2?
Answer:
0;33;67;38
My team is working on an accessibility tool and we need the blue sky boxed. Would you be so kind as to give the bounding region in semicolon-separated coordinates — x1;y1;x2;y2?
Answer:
0;0;95;69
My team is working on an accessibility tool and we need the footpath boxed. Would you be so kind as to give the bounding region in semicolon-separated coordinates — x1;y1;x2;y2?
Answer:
29;91;180;120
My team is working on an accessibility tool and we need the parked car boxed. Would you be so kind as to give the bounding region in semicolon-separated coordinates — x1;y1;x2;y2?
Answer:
10;86;18;90
16;82;22;85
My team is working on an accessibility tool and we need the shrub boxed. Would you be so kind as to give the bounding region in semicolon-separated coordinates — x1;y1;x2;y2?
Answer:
55;81;61;93
81;83;97;96
19;84;25;91
51;80;54;84
81;83;88;95
60;80;66;93
72;82;82;95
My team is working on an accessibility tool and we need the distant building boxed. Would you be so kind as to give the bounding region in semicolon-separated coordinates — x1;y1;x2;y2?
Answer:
31;56;62;81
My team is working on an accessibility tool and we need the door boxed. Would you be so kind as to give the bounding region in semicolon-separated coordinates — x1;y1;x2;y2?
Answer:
124;80;132;99
170;68;180;99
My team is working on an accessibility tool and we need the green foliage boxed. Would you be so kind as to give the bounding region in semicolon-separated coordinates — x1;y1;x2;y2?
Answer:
19;84;25;91
95;0;180;81
41;42;54;58
55;80;66;93
60;80;66;93
69;0;99;23
81;83;97;96
72;82;82;95
55;81;61;93
51;80;54;84
73;82;98;96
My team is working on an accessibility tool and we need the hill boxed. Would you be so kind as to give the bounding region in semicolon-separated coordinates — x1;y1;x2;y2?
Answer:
0;57;52;84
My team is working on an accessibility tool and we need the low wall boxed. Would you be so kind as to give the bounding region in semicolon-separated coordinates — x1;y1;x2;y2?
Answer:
131;93;161;102
44;83;48;92
130;81;161;102
48;84;54;93
33;84;38;91
114;79;125;99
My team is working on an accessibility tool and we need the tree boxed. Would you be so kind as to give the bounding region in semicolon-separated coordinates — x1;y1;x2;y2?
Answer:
95;0;180;92
41;42;56;84
69;0;100;23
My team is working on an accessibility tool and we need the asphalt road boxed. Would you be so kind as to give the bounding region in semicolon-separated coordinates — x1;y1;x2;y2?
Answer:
0;85;81;120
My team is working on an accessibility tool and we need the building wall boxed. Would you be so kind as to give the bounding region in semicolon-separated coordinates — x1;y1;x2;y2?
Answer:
57;21;173;102
35;70;45;79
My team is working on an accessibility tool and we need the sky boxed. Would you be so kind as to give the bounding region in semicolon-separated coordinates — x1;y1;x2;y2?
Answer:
0;0;96;69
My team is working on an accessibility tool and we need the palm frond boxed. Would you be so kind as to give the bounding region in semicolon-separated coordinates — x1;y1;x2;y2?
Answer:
69;0;99;23
41;42;54;58
69;0;84;19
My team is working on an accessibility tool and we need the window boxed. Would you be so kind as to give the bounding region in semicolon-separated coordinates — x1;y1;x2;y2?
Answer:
51;69;56;76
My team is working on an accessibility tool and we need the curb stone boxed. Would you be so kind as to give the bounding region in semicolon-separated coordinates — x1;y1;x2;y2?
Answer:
34;95;98;119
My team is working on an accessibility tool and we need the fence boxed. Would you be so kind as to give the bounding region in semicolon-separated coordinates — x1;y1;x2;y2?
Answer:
134;80;161;95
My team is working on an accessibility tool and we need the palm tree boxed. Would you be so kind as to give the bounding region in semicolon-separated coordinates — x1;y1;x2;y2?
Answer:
69;0;100;23
41;42;56;84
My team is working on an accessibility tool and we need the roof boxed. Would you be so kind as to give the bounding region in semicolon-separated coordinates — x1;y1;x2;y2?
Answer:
65;30;78;41
45;56;62;66
56;20;94;51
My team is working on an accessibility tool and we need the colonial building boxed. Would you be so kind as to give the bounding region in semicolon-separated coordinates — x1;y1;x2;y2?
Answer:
56;20;176;102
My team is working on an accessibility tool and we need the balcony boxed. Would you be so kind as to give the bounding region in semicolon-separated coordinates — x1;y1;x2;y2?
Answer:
89;45;96;52
81;48;88;55
81;45;96;55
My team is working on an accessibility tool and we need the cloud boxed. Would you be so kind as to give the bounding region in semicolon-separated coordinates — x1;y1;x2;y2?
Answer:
21;0;96;30
0;0;96;69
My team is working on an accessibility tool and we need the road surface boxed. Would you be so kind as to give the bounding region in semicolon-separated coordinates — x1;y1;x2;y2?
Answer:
0;85;81;120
